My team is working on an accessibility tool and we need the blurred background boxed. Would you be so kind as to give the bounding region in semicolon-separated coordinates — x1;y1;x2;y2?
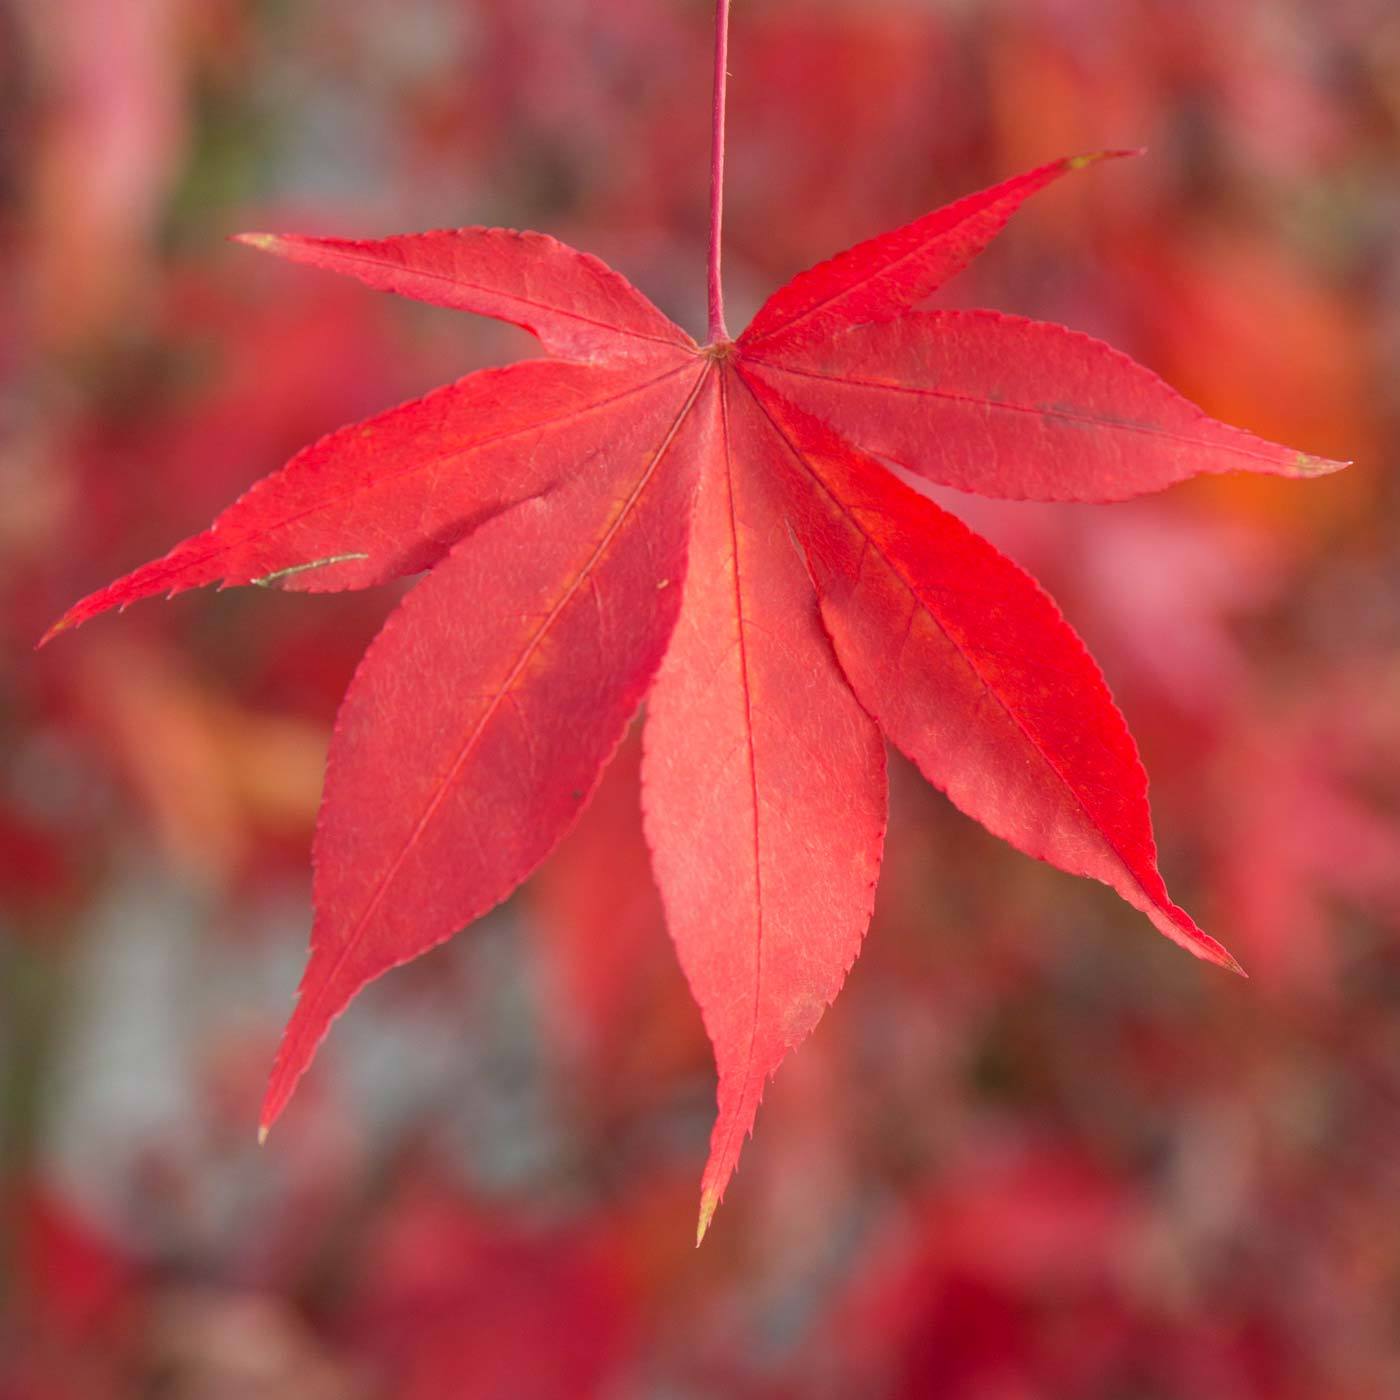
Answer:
3;0;1399;1394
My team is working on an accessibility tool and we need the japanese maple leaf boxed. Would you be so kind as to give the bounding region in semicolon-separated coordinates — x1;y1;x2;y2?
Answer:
45;147;1344;1238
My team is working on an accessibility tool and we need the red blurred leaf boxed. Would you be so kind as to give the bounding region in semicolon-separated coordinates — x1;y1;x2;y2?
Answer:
19;0;187;348
18;1187;138;1341
346;1178;631;1400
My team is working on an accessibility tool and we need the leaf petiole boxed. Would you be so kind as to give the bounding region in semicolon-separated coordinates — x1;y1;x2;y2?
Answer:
707;0;731;343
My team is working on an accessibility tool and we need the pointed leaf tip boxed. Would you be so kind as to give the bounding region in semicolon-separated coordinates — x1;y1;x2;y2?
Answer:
742;151;1151;351
1066;148;1144;171
36;615;73;649
227;227;691;361
1295;451;1351;476
257;1124;269;1147
696;1189;719;1247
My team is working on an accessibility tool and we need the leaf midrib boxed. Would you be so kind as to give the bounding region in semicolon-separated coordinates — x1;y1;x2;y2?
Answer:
183;364;695;580
702;369;767;1196
288;238;693;352
749;356;1294;469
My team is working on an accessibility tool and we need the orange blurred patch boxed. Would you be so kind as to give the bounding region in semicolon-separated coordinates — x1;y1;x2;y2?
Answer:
71;637;326;886
1124;226;1379;536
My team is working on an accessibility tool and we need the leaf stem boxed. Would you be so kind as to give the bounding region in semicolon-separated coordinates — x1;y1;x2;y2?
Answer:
707;0;731;343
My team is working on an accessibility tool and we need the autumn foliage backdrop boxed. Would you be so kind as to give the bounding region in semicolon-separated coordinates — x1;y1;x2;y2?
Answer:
3;1;1400;1396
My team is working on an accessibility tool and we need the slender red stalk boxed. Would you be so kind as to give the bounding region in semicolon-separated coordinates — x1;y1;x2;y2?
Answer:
706;0;731;343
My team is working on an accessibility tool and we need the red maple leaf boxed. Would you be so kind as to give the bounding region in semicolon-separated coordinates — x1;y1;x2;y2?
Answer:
45;3;1344;1241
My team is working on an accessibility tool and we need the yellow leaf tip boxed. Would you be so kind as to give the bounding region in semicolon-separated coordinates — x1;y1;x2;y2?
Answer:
1294;451;1350;477
695;1189;719;1247
1220;948;1248;979
1066;148;1145;171
257;1124;270;1146
37;617;71;648
234;232;281;252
